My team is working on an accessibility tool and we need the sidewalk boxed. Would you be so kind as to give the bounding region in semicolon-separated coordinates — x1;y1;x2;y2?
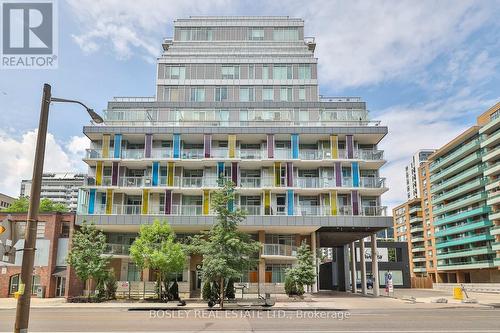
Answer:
0;290;497;310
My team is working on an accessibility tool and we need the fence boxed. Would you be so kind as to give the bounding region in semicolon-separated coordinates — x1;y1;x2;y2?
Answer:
115;281;190;299
411;276;433;289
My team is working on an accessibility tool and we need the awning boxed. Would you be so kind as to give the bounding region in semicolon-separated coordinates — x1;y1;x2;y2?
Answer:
52;267;67;277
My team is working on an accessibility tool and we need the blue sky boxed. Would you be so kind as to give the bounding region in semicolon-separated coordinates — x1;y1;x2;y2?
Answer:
0;0;499;209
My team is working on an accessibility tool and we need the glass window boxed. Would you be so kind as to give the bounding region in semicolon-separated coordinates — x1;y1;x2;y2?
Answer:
240;87;254;102
215;86;228;102
273;27;299;41
262;65;269;80
299;87;306;101
249;28;264;40
190;87;205;102
9;274;19;295
31;275;41;294
298;65;311;79
222;65;239;79
170;66;185;80
263;87;274;101
280;87;292;101
273;65;292;80
248;65;255;79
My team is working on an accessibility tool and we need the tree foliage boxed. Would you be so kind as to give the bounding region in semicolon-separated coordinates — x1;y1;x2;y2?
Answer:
66;221;109;298
284;241;316;296
189;181;260;308
129;219;186;300
2;196;68;213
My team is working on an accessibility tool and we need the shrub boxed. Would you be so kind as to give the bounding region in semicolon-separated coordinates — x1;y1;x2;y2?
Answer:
225;278;235;299
202;281;213;301
169;281;179;301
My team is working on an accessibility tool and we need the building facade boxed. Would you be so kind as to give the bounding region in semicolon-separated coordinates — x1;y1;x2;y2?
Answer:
20;173;86;212
0;193;15;210
0;212;83;298
76;16;391;295
405;149;435;200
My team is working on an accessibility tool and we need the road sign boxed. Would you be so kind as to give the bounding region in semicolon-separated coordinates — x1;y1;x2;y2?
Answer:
0;217;16;264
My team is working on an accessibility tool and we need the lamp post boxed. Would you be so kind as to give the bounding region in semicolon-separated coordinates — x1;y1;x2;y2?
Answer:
14;83;103;333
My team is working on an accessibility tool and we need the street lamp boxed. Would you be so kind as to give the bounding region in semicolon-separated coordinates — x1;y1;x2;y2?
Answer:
14;83;103;333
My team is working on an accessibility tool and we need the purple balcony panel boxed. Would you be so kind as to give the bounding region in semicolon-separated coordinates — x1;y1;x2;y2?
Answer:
145;134;152;158
286;162;293;186
204;134;211;158
231;162;238;185
351;190;359;215
346;135;353;159
111;162;119;186
165;190;172;215
335;162;342;187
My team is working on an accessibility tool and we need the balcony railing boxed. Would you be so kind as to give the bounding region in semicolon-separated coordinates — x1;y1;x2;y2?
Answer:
122;149;144;159
211;147;228;158
238;149;264;159
295;177;321;188
85;148;103;159
113;204;142;215
104;243;131;256
361;206;387;216
240;177;261;188
120;176;152;187
262;244;297;257
182;149;204;159
151;148;172;159
240;205;262;216
171;204;203;215
275;148;291;159
182;177;203;188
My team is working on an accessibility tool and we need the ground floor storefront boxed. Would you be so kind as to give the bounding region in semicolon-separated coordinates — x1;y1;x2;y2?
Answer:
436;268;500;283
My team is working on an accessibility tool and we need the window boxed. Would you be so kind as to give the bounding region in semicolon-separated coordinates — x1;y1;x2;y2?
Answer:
248;28;264;40
169;66;185;80
31;275;41;294
273;65;292;80
215;86;228;102
298;64;311;79
298;87;306;101
273;27;299;41
222;65;239;79
262;65;269;80
248;65;255;79
280;87;292;101
179;28;213;41
9;274;19;295
61;222;70;238
240;87;254;102
190;87;205;102
262;87;274;101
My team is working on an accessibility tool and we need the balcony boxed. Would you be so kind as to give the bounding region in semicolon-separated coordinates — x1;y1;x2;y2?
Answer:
85;148;103;159
435;233;494;249
359;177;386;188
433;206;490;227
480;129;500;148
432;178;487;204
239;149;264;159
182;149;204;159
361;206;387;216
120;176;152;187
122;149;145;159
295;177;321;188
171;204;203;216
431;165;485;194
436;246;494;260
412;247;425;253
490;225;500;236
484;162;500;177
211;147;228;158
410;226;424;233
240;177;261;188
295;205;324;216
411;237;425;243
104;243;130;256
430;139;481;172
151;148;172;159
433;191;488;216
355;149;384;161
430;152;482;183
113;204;142;215
434;220;492;238
262;244;297;259
182;177;203;188
437;260;495;271
298;149;331;160
274;148;291;159
240;205;262;216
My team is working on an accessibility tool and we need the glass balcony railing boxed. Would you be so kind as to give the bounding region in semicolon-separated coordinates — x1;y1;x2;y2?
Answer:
240;205;262;215
274;148;291;159
182;177;203;188
151;148;172;159
240;177;261;188
238;149;264;159
262;244;297;257
122;149;145;159
171;204;203;216
181;149;204;159
85;148;103;159
295;177;321;188
119;176;152;187
113;204;142;215
104;243;131;256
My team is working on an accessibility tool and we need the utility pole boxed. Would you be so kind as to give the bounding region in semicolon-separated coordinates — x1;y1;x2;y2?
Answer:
14;84;51;333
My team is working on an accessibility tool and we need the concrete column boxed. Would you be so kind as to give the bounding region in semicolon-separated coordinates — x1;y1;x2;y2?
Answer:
350;242;357;294
371;233;380;297
311;231;318;293
360;238;367;295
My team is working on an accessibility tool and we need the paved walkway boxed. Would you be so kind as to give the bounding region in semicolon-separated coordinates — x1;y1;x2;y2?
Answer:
1;289;498;310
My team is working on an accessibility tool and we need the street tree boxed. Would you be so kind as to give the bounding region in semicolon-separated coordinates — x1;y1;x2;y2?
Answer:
129;219;186;301
67;221;109;298
284;241;316;296
1;197;68;213
189;181;260;308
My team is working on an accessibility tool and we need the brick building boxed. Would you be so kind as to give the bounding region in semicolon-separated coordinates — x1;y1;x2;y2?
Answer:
0;212;83;298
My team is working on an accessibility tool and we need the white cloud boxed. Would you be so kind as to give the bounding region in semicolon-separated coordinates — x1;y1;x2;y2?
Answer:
67;0;499;88
0;130;89;197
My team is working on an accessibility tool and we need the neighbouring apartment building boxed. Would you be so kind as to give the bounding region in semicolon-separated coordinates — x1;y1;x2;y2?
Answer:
0;193;15;210
76;16;392;296
0;212;83;298
394;102;500;284
20;173;86;212
405;149;435;200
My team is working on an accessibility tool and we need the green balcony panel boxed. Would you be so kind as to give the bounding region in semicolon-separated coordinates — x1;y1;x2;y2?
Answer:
430;152;482;183
431;165;485;194
433;206;490;227
430;139;480;173
434;220;492;238
432;178;486;205
436;246;494;260
438;260;495;271
435;233;494;249
433;192;488;216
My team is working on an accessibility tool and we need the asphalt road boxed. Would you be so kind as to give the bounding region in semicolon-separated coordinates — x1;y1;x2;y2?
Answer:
0;307;499;332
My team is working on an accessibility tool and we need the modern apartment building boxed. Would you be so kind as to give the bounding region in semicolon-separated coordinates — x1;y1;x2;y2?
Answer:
20;173;86;212
405;149;435;200
426;102;500;283
76;16;391;295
